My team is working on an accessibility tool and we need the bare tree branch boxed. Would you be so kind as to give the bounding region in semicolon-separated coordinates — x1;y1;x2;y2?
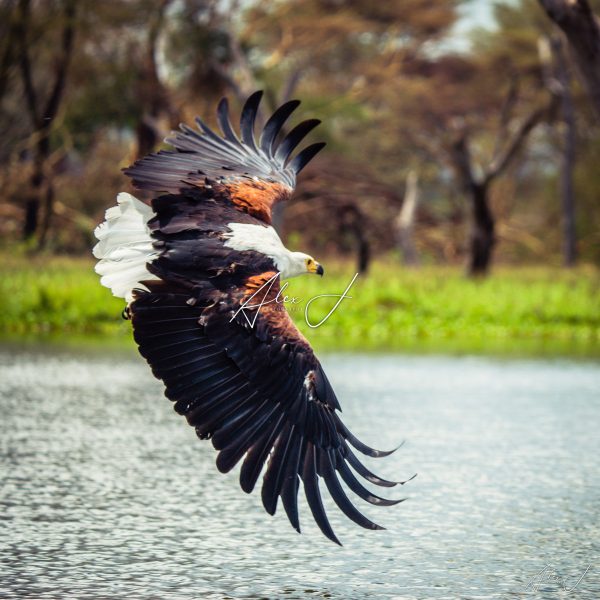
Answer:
484;101;554;185
281;68;302;103
395;170;420;266
492;76;520;161
16;0;39;125
44;0;76;124
540;34;578;266
0;1;18;105
448;124;477;191
538;0;600;117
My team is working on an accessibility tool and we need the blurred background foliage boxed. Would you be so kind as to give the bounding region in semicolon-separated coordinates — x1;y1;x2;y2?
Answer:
0;0;599;351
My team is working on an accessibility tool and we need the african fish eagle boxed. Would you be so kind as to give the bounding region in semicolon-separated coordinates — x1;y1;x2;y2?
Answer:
93;91;407;544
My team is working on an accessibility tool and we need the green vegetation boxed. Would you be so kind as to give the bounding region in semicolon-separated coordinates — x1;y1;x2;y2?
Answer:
1;255;598;357
0;255;130;338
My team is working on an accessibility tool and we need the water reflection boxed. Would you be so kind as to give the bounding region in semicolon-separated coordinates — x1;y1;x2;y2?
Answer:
1;349;599;598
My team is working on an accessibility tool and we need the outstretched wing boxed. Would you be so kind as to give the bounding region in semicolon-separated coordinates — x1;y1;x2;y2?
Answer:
130;274;408;545
123;91;326;225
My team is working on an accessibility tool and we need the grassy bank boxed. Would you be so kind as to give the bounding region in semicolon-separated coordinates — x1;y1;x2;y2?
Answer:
0;254;598;356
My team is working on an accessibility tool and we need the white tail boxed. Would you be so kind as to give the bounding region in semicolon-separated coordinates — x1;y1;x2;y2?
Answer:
93;192;159;301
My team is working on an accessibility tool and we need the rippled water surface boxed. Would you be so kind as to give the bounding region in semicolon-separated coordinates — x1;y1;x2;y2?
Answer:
1;347;599;599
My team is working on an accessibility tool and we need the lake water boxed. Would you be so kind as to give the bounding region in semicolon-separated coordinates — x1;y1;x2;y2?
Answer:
0;347;598;599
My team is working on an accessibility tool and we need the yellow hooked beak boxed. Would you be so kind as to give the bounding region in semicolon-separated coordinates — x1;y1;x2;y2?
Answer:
307;260;324;276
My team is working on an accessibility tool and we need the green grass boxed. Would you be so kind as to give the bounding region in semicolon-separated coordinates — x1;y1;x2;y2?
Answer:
0;254;599;357
0;255;130;337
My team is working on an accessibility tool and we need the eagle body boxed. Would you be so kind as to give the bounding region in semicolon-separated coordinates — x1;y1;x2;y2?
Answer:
93;91;407;544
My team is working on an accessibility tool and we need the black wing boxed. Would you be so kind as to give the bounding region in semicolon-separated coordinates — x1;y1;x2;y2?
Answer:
130;278;410;545
123;90;326;194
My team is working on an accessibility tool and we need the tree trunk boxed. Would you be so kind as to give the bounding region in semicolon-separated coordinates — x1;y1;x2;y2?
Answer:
395;170;420;266
538;0;600;118
447;93;550;277
135;0;176;159
17;0;76;246
23;198;39;239
136;117;160;160
468;182;495;276
555;40;578;266
23;150;46;241
33;131;53;248
560;95;577;266
339;204;370;274
0;4;18;105
36;181;55;250
539;35;578;266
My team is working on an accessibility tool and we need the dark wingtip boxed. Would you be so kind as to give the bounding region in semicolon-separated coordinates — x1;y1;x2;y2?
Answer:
217;97;242;144
321;450;387;531
240;478;253;494
303;444;341;545
337;460;407;507
400;473;418;485
345;447;400;488
335;415;400;459
262;496;277;516
288;142;326;174
346;430;402;458
274;119;322;165
240;90;264;150
260;99;302;157
371;441;405;458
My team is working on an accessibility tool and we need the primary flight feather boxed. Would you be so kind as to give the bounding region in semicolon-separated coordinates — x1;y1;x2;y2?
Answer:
93;91;407;544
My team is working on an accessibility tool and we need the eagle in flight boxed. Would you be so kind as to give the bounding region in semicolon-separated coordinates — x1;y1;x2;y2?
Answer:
93;91;407;544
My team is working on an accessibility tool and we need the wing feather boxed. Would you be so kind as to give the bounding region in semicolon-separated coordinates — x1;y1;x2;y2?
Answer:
217;98;242;145
260;99;301;156
319;449;385;531
279;431;304;533
123;90;326;224
274;119;322;164
288;142;328;175
240;90;262;151
216;407;283;474
122;120;410;542
129;280;409;544
261;422;296;516
302;442;340;545
344;446;400;488
239;413;287;494
335;456;406;507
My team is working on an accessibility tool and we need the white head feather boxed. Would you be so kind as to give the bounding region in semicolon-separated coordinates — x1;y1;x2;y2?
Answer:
223;223;318;279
